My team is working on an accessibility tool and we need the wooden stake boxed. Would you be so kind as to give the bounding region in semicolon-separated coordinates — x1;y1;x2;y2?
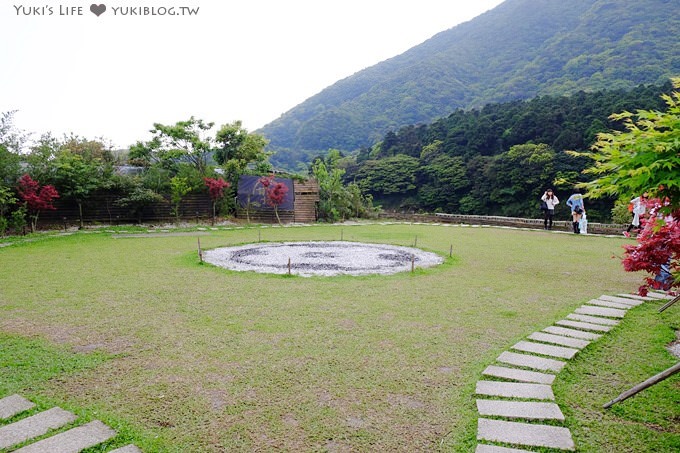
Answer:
288;257;291;275
411;255;415;273
197;237;203;263
449;244;453;258
603;362;680;408
414;236;418;247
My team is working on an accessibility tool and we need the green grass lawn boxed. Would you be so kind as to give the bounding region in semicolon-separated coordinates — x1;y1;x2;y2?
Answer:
0;223;678;452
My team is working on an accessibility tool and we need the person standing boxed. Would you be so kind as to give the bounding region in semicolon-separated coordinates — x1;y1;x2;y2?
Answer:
566;188;585;234
540;189;559;229
624;192;649;237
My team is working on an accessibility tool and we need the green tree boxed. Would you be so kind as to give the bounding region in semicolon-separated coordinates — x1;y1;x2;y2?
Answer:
169;176;191;223
131;117;215;175
347;182;375;218
26;133;61;183
115;178;165;224
61;134;114;162
574;78;680;207
9;206;27;235
0;111;28;154
215;121;271;185
355;155;420;199
0;186;17;236
417;155;468;212
577;78;680;292
0;111;25;187
487;143;557;216
0;146;20;188
312;157;348;222
52;149;110;228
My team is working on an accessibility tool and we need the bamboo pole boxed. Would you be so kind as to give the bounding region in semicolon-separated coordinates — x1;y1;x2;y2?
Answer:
603;362;680;409
659;294;680;313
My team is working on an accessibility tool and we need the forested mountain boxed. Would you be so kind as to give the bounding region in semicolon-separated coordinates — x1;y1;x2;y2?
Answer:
335;82;671;222
260;0;680;163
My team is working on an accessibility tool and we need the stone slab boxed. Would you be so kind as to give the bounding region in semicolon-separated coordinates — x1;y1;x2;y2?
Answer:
600;295;645;306
0;407;77;449
586;299;631;310
476;445;534;453
477;399;565;420
566;313;619;326
528;332;590;349
544;325;603;340
512;341;578;359
556;319;613;332
14;420;116;453
497;351;566;372
110;445;143;453
576;305;627;318
482;365;555;385
476;381;554;400
646;291;674;300
0;394;36;419
478;418;575;450
615;294;653;302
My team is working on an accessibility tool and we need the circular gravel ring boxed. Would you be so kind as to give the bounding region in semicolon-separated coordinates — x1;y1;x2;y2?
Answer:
204;241;444;277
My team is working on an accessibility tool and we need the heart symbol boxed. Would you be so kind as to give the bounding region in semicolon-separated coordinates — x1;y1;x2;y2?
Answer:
90;4;106;16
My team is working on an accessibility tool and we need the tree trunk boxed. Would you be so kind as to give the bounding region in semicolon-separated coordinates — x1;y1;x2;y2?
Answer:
78;201;84;229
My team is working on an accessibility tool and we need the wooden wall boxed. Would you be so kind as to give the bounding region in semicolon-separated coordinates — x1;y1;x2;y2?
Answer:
235;178;319;224
293;179;319;223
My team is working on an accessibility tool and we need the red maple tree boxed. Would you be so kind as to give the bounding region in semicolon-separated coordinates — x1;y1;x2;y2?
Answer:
203;177;230;223
259;174;289;224
17;174;59;233
621;197;679;294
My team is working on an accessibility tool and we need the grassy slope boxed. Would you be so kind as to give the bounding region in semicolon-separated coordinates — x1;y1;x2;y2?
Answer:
0;224;677;451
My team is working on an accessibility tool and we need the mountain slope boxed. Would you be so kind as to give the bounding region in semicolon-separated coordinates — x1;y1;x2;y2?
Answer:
259;0;680;155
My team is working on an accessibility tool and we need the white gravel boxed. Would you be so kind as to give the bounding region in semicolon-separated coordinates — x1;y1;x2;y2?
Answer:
204;241;444;277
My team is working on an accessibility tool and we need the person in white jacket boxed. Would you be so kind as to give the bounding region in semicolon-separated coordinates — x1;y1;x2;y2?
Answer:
624;192;649;237
540;189;559;230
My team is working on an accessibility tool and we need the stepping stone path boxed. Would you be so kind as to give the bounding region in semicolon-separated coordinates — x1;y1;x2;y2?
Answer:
475;291;670;451
0;394;141;452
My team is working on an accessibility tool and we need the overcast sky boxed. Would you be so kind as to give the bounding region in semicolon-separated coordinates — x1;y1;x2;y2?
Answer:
1;0;504;149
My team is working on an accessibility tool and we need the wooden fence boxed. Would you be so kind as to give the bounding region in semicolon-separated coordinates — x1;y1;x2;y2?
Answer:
38;192;214;228
34;178;320;228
